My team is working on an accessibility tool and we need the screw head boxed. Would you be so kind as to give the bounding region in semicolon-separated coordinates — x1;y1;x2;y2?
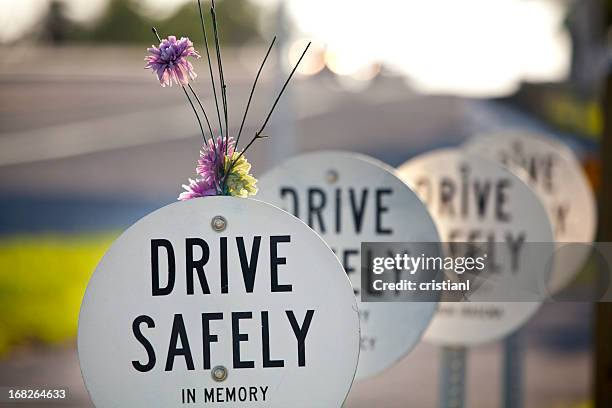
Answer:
326;169;339;184
211;215;227;232
212;365;228;382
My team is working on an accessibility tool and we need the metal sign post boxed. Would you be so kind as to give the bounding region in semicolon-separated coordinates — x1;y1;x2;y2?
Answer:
594;64;612;408
502;331;523;408
440;347;467;408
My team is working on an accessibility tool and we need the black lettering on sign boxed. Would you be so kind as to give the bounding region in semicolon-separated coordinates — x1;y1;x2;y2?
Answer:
278;187;394;235
202;312;223;370
203;386;269;403
286;310;315;367
416;167;513;222
185;238;210;295
554;203;569;235
335;188;342;233
232;311;255;369
501;142;556;193
135;235;320;373
236;237;261;293
460;165;470;217
182;388;196;403
308;188;327;232
363;249;382;297
495;179;511;222
220;237;228;294
270;235;292;292
131;310;317;372
343;249;359;277
474;180;491;219
439;178;455;216
166;314;195;371
349;189;368;233
151;239;175;296
204;388;214;402
151;235;295;295
376;188;393;234
261;311;284;368
132;315;156;372
280;187;299;217
506;232;525;272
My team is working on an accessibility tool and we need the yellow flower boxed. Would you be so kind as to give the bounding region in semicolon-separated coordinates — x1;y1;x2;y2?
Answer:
224;153;258;198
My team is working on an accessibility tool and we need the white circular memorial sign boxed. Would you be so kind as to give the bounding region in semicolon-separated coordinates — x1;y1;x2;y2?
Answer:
257;151;441;379
398;148;554;346
465;131;597;292
78;197;359;407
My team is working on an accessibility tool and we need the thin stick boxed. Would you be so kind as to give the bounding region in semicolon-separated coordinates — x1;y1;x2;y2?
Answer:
235;36;276;150
187;84;215;144
220;41;311;192
152;27;162;43
197;0;223;143
152;27;209;144
182;87;209;144
235;41;311;162
211;0;229;155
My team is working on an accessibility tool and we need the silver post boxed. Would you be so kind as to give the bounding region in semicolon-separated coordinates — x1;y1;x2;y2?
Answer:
440;346;467;408
267;0;296;167
502;330;523;408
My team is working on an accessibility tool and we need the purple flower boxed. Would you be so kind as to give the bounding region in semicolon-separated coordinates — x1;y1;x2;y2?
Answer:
196;136;235;191
178;178;216;201
145;36;200;87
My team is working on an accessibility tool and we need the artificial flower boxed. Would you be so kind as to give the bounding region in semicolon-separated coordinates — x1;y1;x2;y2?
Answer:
145;36;200;87
178;178;216;200
197;136;235;190
223;152;258;198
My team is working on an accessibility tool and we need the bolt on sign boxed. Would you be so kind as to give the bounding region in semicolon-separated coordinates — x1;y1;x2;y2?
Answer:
257;151;441;379
398;149;554;346
465;131;597;292
78;197;360;407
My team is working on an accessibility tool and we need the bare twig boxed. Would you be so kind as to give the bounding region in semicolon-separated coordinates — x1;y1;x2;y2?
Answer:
235;36;276;150
220;41;311;192
197;0;224;143
210;0;229;156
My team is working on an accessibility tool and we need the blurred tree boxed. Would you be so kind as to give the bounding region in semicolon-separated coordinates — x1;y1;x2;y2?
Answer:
159;0;261;45
76;0;153;43
41;1;74;44
62;0;261;44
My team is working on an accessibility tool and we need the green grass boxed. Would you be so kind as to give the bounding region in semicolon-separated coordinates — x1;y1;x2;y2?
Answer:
0;233;117;356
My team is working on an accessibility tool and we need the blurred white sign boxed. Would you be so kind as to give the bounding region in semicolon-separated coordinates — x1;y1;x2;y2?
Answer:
398;148;554;346
465;131;597;292
258;151;441;379
78;197;359;407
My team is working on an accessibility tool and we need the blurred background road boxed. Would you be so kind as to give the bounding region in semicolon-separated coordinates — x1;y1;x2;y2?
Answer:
0;0;606;406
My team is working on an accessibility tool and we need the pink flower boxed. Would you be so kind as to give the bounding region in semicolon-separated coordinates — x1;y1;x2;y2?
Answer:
178;178;216;200
196;136;235;191
145;36;200;87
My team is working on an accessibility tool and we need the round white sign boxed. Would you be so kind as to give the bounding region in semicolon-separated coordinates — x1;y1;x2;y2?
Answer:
78;197;359;407
257;151;441;379
398;148;554;346
465;131;597;292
